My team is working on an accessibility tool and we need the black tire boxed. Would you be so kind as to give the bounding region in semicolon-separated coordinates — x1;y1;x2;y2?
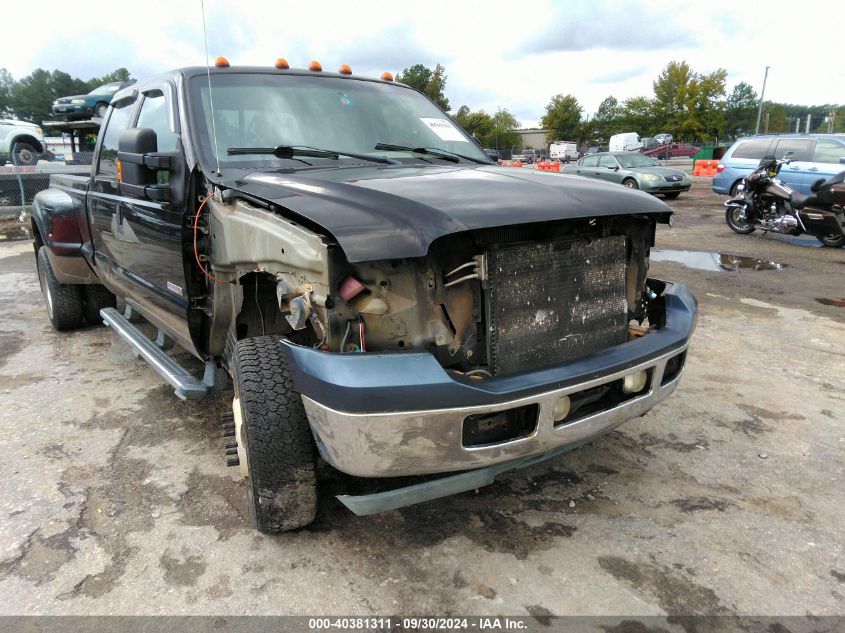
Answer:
82;284;116;324
232;336;317;532
725;206;755;234
622;178;639;190
94;102;108;118
12;142;38;166
36;248;84;330
664;192;681;200
817;233;845;248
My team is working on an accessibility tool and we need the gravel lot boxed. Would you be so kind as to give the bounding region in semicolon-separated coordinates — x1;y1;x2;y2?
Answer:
0;178;843;617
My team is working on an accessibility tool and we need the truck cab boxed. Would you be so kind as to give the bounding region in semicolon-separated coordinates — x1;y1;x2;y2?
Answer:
31;63;697;532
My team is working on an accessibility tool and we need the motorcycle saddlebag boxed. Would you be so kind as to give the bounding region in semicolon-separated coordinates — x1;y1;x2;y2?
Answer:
798;209;845;237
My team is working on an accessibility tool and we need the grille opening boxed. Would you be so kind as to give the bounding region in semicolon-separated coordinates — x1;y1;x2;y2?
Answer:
661;351;686;385
485;235;629;376
555;369;654;427
462;404;539;448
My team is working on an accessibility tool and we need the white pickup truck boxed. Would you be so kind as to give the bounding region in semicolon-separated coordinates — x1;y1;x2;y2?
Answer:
0;119;45;166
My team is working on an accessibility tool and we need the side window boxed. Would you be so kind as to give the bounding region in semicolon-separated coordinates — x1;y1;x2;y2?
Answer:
773;139;812;161
731;139;772;160
811;140;845;164
136;91;179;152
581;155;599;167
599;155;616;168
97;102;133;175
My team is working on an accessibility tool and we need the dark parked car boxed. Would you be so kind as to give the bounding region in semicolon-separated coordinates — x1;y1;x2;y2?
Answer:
582;145;606;157
643;142;699;159
51;82;135;120
483;148;502;162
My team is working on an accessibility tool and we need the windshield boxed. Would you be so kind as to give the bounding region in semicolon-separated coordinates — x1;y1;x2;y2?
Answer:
89;84;120;96
616;154;660;168
189;73;488;168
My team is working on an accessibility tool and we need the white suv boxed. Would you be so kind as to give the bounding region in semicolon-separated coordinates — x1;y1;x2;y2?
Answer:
0;119;45;166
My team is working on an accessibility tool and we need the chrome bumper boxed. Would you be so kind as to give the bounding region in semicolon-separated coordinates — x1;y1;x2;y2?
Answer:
302;346;687;478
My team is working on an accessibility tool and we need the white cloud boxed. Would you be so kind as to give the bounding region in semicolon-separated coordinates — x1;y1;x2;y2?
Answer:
3;0;843;128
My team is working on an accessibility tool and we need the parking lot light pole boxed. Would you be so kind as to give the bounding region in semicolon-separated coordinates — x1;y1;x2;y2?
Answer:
754;66;770;135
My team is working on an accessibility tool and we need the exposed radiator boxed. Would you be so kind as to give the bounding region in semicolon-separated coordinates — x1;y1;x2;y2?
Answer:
485;235;628;376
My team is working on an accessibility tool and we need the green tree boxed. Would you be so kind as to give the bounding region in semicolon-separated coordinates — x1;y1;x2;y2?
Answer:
619;97;658;136
90;68;133;86
396;63;450;111
652;61;727;141
453;106;521;149
0;68;15;117
763;102;787;134
591;96;622;142
652;61;695;137
453;105;494;142
541;94;582;145
695;69;728;142
724;82;758;138
486;108;521;150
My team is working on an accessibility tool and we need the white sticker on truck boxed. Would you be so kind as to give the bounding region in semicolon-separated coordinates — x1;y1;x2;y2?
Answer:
420;117;467;142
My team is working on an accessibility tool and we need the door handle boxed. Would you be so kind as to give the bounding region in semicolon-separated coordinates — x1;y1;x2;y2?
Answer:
808;167;819;171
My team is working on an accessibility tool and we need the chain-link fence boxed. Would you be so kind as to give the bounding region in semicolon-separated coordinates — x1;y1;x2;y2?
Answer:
0;144;92;222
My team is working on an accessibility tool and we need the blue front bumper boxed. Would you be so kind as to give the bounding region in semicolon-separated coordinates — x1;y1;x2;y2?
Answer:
281;282;697;415
279;281;698;478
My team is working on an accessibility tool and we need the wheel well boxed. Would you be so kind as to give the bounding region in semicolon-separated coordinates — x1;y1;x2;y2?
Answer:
31;218;44;254
12;135;43;153
234;271;317;347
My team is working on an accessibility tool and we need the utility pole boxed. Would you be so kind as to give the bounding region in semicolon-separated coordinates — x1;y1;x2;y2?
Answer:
764;112;770;134
805;113;811;133
754;66;770;135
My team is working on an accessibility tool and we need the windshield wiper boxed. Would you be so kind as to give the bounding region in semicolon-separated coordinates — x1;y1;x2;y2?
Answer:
374;142;490;165
227;145;395;165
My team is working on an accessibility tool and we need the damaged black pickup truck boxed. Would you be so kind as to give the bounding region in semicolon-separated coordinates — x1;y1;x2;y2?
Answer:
31;63;697;532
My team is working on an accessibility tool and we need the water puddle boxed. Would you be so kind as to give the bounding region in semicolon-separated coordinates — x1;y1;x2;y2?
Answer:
775;235;821;248
816;298;845;308
650;250;787;272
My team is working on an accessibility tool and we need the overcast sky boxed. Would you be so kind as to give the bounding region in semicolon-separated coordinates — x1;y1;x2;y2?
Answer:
6;0;844;127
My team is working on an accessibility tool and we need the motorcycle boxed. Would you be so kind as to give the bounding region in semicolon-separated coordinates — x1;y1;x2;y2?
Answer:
724;155;845;247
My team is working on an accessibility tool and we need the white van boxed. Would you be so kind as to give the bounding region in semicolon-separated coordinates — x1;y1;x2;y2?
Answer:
609;132;643;152
549;142;578;162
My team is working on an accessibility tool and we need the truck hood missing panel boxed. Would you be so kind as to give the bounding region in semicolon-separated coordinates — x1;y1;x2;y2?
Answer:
225;164;671;262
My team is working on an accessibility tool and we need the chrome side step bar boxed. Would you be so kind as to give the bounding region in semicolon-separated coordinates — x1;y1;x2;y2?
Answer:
100;307;211;400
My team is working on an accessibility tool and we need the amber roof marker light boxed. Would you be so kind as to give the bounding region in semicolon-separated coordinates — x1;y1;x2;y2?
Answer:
214;56;230;68
275;58;290;70
381;72;394;82
309;60;323;72
339;64;352;75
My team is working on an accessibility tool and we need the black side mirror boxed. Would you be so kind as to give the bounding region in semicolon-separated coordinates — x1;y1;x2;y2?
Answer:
117;128;182;203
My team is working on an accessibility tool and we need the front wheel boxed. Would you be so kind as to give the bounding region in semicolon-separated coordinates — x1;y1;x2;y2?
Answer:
622;178;638;189
12;142;38;166
725;205;755;234
817;233;845;248
94;103;108;118
232;336;318;533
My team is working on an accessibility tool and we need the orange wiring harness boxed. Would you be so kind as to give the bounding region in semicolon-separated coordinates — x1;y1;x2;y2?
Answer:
193;193;234;285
